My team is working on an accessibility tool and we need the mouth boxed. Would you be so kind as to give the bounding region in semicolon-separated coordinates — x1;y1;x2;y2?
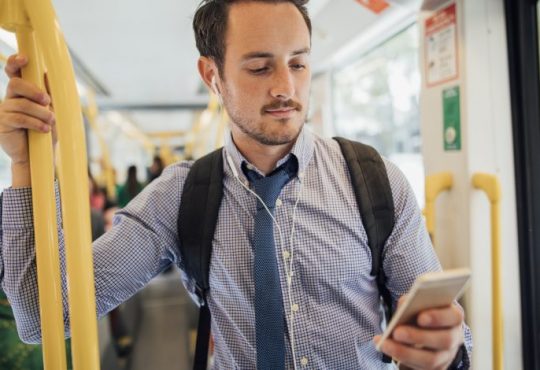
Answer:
265;107;297;119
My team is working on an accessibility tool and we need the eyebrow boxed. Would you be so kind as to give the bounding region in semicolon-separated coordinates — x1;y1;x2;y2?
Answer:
241;47;311;61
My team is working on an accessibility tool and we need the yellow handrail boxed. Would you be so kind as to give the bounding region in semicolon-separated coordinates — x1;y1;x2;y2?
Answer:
84;90;116;200
472;173;503;370
0;0;100;369
1;5;67;368
147;130;187;139
424;172;453;243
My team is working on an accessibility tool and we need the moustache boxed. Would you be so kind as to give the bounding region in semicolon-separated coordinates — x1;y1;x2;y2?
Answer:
261;100;303;115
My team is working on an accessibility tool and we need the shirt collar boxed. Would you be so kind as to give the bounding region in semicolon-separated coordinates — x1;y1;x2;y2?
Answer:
224;125;314;180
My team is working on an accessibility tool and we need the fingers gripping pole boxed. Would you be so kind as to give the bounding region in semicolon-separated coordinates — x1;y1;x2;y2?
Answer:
22;0;101;368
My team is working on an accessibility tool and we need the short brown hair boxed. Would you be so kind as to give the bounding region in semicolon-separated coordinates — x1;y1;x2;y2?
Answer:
193;0;312;76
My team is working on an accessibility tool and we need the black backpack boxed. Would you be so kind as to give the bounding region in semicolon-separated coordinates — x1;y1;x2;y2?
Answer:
178;137;395;369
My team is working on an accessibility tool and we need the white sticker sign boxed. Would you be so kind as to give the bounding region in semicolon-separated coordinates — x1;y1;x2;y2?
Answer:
425;3;459;87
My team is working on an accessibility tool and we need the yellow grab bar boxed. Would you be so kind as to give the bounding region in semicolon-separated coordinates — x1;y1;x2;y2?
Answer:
472;173;503;370
1;0;101;368
30;2;100;367
84;90;116;200
147;130;187;139
424;172;453;243
0;10;68;368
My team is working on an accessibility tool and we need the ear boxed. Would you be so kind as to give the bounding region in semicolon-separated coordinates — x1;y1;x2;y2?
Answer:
198;56;219;94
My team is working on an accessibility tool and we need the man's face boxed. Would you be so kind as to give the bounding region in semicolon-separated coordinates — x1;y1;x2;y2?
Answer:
219;2;311;146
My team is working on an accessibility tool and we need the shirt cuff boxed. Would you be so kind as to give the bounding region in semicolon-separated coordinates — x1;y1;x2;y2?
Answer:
2;186;34;229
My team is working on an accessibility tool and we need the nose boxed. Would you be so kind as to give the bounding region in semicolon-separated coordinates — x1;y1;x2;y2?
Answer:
270;67;295;101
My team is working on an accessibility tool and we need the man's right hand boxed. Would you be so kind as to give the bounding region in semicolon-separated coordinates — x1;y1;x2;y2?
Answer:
0;54;56;187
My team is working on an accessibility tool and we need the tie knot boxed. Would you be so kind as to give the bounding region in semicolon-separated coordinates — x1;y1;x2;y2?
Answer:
248;169;290;207
244;157;297;208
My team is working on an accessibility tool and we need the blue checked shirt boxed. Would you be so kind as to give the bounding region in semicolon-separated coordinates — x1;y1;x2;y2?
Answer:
0;127;472;369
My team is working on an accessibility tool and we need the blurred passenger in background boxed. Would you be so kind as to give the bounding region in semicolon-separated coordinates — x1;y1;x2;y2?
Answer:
117;165;143;208
89;169;106;211
88;169;106;241
147;155;164;183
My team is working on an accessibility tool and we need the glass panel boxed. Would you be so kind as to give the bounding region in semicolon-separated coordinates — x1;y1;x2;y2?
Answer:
332;24;424;206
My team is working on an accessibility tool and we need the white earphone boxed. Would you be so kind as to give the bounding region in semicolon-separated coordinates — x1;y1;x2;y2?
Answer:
211;76;218;94
211;76;223;105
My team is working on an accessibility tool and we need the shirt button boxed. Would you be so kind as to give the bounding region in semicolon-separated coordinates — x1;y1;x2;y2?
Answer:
300;357;308;366
292;304;299;312
283;250;290;259
276;198;283;207
246;164;254;170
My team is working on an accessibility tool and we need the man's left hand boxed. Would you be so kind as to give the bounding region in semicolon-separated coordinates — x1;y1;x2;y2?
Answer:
373;303;465;370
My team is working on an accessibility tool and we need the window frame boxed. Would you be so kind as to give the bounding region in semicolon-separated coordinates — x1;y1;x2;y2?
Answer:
504;0;540;368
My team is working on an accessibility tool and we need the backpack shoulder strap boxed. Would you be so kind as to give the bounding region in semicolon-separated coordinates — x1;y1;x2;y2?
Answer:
334;137;395;277
178;147;224;295
178;147;224;370
334;137;395;363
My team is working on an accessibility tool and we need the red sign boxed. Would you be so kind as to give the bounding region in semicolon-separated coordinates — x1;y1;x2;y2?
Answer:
424;3;459;87
355;0;390;14
426;3;457;35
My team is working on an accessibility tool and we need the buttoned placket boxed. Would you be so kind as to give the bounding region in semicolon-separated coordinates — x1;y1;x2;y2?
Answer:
273;177;312;369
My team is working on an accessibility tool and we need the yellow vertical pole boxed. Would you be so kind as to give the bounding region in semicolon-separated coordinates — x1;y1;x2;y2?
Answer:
491;196;502;370
85;91;116;200
22;0;101;368
424;172;453;243
16;24;67;370
472;173;503;370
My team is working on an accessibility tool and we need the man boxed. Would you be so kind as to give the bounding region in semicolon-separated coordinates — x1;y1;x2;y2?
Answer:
0;0;472;368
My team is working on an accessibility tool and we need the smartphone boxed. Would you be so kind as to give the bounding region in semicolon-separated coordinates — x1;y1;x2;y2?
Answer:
375;268;471;351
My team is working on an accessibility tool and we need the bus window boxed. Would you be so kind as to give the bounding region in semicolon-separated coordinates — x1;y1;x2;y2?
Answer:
332;24;424;206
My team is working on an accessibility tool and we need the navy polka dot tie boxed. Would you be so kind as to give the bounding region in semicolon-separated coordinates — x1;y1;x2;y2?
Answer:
245;160;296;370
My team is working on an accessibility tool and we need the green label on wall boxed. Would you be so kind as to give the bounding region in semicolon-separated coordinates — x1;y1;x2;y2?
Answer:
443;86;461;151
